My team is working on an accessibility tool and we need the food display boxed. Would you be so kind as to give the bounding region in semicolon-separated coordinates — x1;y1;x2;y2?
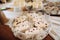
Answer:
13;0;60;15
43;2;60;15
24;0;60;15
5;0;59;40
25;0;43;10
0;0;60;40
12;12;50;40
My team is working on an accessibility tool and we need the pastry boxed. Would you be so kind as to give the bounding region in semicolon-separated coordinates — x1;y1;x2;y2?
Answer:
51;7;59;14
12;12;49;40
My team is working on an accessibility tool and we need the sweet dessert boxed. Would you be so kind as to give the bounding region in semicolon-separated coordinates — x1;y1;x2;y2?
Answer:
12;12;49;40
51;7;59;14
43;2;60;15
24;0;43;10
44;6;52;14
